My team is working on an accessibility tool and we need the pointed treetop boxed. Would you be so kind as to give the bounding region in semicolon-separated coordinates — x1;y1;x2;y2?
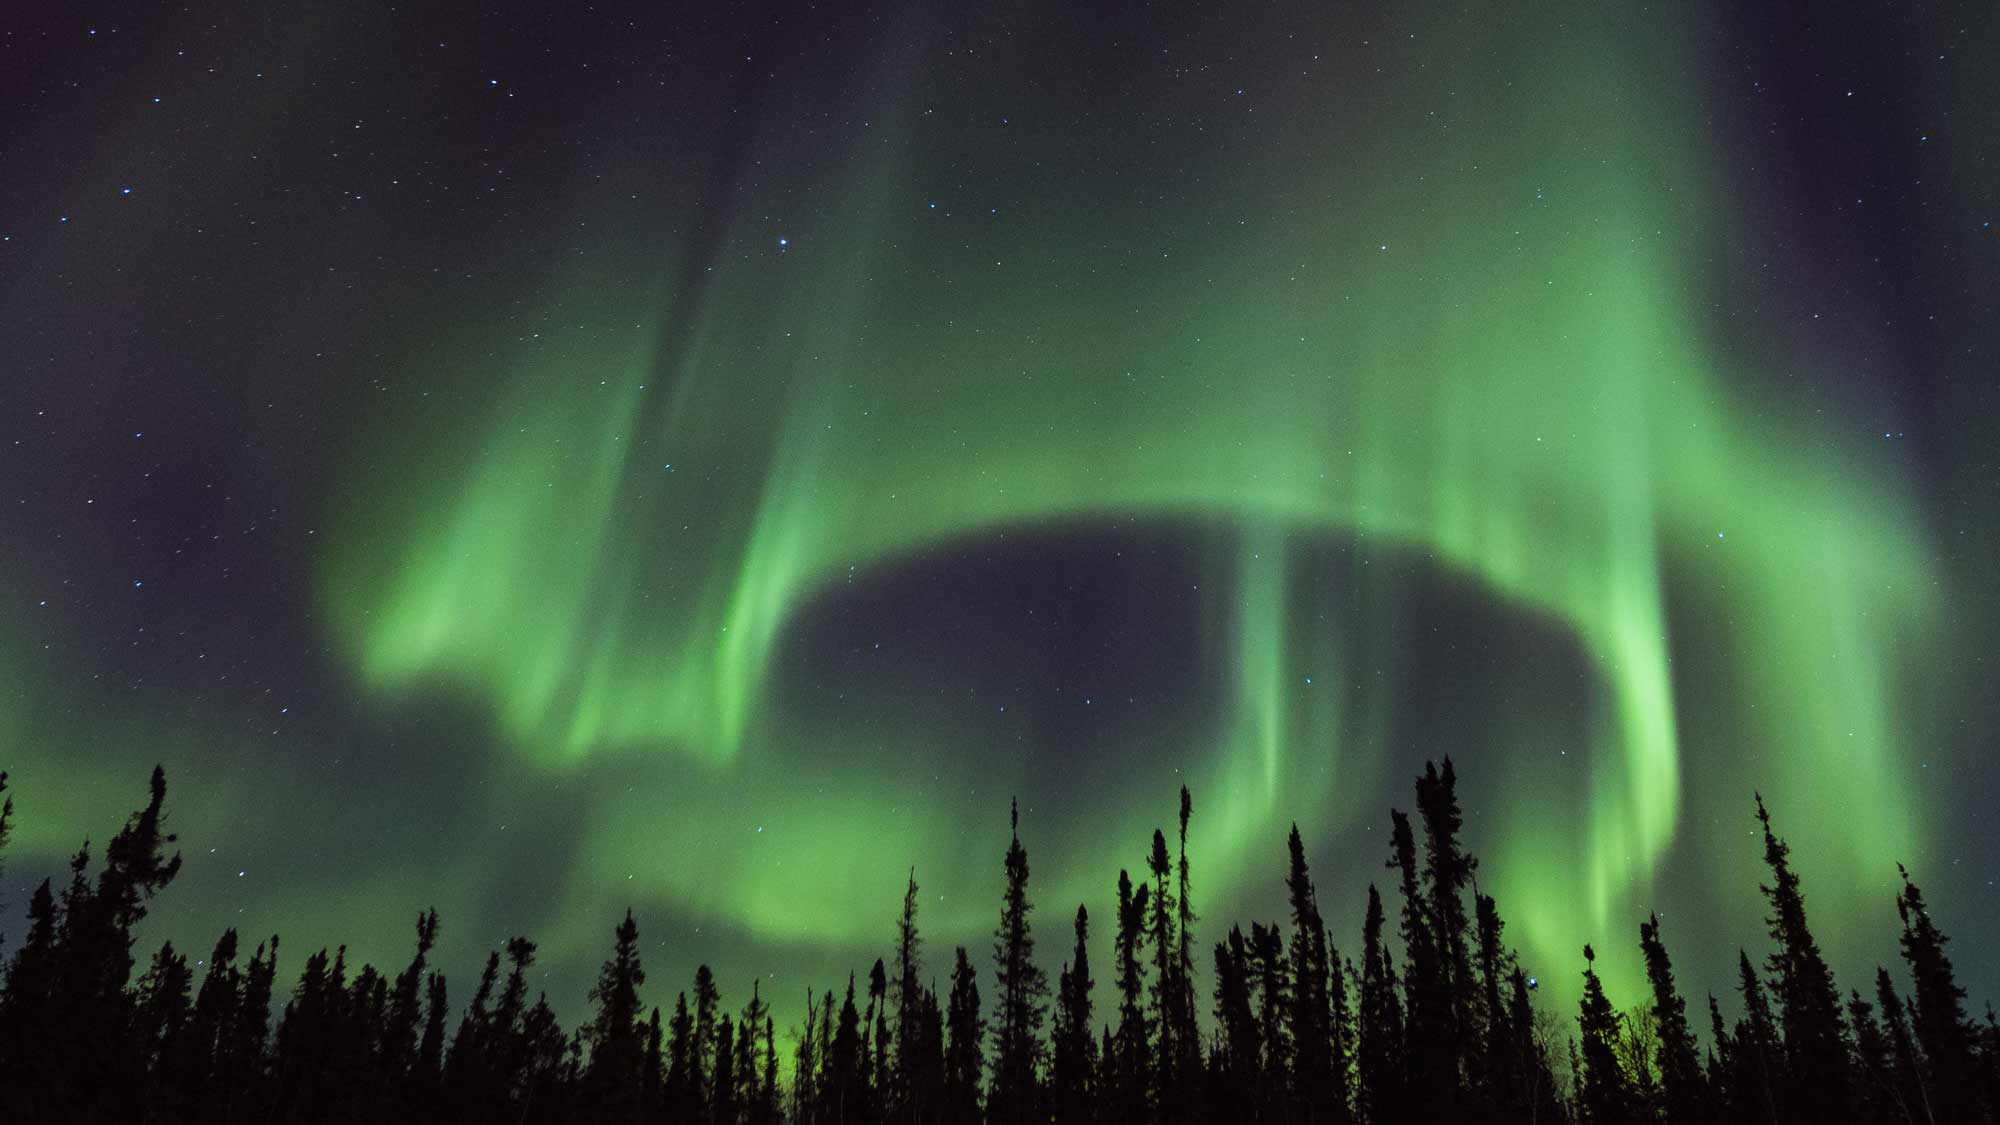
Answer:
1584;943;1596;964
1010;797;1019;839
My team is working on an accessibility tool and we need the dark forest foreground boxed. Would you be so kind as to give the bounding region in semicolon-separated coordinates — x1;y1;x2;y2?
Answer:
1;763;1995;1124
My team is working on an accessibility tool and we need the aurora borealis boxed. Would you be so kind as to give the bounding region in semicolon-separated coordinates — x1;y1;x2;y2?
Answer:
3;0;1996;1033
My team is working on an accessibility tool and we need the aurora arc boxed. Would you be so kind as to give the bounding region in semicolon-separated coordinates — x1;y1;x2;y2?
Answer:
320;4;1937;991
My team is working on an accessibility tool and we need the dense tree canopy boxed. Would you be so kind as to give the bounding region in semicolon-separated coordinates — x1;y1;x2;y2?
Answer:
3;763;1997;1124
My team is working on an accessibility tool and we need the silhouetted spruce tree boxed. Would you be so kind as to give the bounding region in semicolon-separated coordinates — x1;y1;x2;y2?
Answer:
892;869;925;1124
866;957;889;1118
910;987;946;1125
1285;823;1342;1124
791;990;822;1123
148;947;203;1121
1877;966;1935;1125
103;768;187;1110
1577;944;1636;1125
445;947;501;1108
1753;795;1848;1123
93;765;184;971
1051;904;1097;1124
990;799;1048;1125
585;909;647;1120
737;1012;760;1120
1171;786;1203;1107
758;1013;784;1125
233;934;278;1116
0;775;25;1107
668;991;700;1120
1358;883;1407;1125
1727;949;1784;1125
1389;807;1447;1118
1146;826;1183;1120
1249;920;1292;1120
1844;988;1906;1125
1510;964;1565;1124
1638;911;1705;1124
827;974;867;1123
1327;936;1355;1123
1897;864;1978;1124
1212;926;1259;1117
273;945;341;1119
812;984;836;1112
1112;868;1153;1123
491;937;542;1109
407;967;446;1111
519;990;573;1122
1566;1035;1585;1118
351;958;387;1085
133;938;193;1105
643;1006;666;1121
13;768;185;1121
944;947;986;1125
740;981;773;1123
1416;759;1478;1097
715;1012;739;1125
382;907;439;1095
1706;994;1734;1121
694;963;722;1114
1474;892;1512;1109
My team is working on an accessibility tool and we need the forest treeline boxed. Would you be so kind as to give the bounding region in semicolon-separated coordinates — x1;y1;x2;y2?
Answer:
0;763;1996;1124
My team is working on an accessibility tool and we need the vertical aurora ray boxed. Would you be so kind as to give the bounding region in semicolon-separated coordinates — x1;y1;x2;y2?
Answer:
316;0;1940;1005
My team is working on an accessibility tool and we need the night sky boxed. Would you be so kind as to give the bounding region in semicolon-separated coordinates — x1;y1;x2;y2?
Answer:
3;0;1997;1032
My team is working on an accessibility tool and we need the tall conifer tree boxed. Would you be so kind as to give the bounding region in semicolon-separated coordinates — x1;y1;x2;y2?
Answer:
1753;795;1848;1122
1638;912;1704;1124
990;800;1048;1124
944;948;985;1125
585;909;647;1117
1576;944;1636;1125
1897;865;1977;1123
1051;904;1096;1124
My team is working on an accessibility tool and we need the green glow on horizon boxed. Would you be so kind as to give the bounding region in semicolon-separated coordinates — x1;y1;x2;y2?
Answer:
315;2;1939;1006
